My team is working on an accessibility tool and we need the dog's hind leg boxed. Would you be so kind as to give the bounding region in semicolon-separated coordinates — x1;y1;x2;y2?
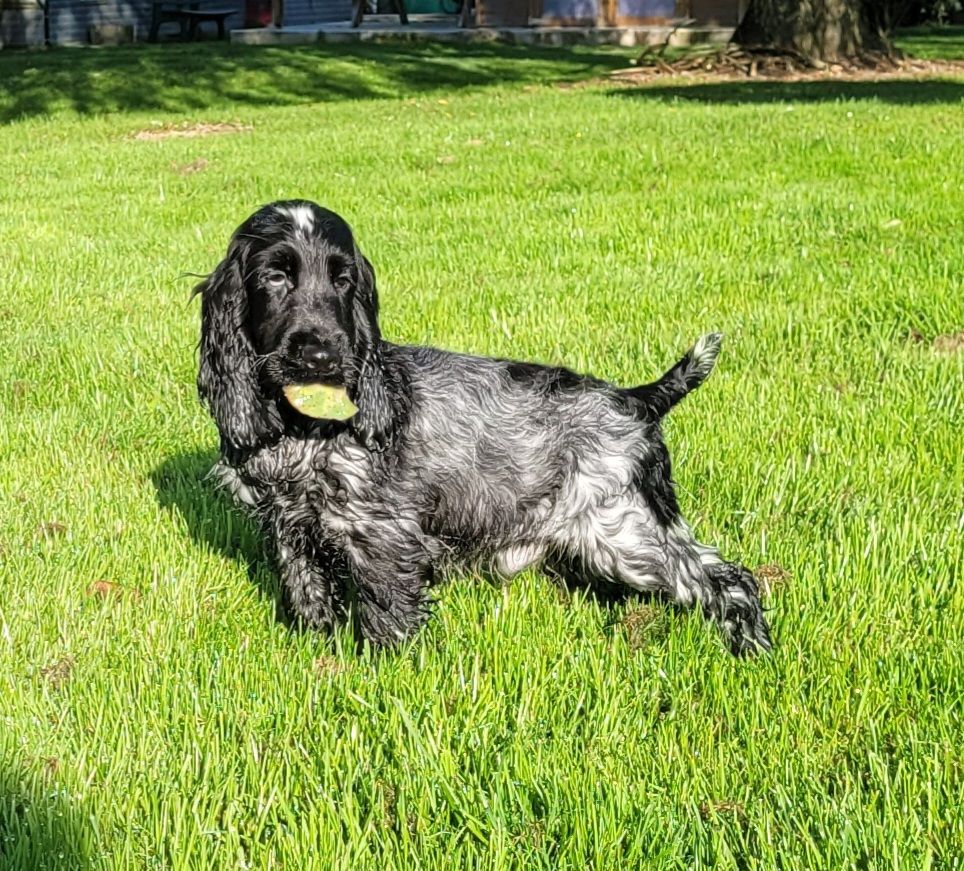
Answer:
493;542;546;578
695;555;772;656
561;500;771;656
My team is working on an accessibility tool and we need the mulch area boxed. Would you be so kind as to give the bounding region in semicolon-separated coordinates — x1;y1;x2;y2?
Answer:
608;47;964;84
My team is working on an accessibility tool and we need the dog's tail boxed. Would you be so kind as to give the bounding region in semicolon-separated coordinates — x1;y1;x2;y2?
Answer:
625;333;722;421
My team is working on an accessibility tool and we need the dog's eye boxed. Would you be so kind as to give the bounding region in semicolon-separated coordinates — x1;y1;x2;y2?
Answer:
332;275;351;293
264;270;288;291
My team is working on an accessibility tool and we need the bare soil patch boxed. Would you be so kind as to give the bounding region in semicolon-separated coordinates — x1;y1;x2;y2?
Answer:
36;520;67;540
932;330;964;355
132;121;252;142
699;799;747;820
88;579;142;601
40;656;74;689
171;157;210;175
313;655;347;677
754;563;791;597
908;328;964;354
618;603;670;651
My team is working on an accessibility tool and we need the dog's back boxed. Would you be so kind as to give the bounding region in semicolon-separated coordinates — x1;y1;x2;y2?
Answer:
380;341;702;553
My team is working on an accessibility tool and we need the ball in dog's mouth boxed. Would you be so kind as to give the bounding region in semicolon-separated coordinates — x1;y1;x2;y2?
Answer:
283;383;358;421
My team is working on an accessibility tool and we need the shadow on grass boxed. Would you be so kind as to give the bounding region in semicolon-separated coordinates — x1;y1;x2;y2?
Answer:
0;41;628;124
150;449;286;622
149;447;646;643
611;77;964;106
0;758;90;870
895;24;964;60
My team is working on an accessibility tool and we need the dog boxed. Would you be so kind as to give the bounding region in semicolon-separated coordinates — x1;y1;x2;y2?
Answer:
195;200;772;655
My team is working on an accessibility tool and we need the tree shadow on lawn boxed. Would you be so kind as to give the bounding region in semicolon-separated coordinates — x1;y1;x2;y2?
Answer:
0;757;91;871
0;41;627;124
150;448;286;623
895;24;964;60
611;77;964;106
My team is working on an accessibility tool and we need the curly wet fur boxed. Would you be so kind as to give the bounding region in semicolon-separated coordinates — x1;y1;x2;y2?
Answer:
195;200;772;655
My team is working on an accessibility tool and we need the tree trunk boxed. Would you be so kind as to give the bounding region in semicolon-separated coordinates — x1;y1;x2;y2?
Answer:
732;0;892;63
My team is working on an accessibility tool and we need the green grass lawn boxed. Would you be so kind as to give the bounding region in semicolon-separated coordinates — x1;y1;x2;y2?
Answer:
896;24;964;60
1;38;962;870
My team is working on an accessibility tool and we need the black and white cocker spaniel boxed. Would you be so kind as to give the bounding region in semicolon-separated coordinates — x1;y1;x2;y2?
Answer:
195;200;772;655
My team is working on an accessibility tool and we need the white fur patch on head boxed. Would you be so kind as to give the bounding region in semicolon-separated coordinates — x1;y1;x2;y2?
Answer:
283;204;316;235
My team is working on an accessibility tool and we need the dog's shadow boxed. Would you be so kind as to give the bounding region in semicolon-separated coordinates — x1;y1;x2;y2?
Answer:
151;449;641;640
150;449;286;621
1;757;91;870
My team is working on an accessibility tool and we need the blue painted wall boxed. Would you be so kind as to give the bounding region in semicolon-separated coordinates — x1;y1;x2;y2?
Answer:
1;0;349;46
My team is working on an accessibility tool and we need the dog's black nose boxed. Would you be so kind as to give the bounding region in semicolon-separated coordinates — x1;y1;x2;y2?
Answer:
301;343;336;375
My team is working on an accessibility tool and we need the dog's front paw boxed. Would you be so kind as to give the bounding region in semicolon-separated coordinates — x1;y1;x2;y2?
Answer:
356;583;432;649
282;585;340;634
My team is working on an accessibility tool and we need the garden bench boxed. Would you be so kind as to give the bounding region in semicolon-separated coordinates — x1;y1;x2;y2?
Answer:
148;1;236;41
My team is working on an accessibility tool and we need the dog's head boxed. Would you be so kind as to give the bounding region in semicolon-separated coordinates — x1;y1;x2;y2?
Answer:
195;200;395;457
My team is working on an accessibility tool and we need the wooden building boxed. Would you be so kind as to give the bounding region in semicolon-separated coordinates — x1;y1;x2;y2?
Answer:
1;0;739;47
536;0;743;26
0;0;348;46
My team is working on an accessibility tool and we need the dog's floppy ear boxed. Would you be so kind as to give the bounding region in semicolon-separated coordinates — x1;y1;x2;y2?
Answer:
195;243;282;458
349;249;397;451
355;252;380;315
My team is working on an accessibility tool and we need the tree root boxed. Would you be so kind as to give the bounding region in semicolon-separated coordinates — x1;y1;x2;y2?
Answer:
608;44;959;82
